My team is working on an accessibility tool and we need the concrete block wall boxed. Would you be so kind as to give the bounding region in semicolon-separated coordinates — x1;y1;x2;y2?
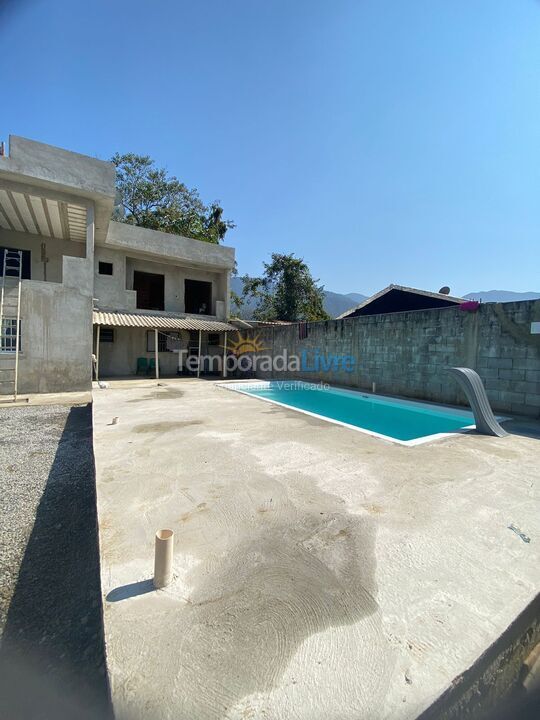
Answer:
242;300;540;418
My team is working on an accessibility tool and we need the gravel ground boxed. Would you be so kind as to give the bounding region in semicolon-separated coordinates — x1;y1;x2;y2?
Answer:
0;403;112;719
0;405;68;628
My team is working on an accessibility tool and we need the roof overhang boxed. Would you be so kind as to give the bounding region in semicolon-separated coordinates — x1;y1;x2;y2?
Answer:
0;185;88;242
0;136;116;244
93;309;235;332
338;284;465;319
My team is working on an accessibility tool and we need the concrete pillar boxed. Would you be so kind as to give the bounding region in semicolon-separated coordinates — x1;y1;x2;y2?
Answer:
95;325;100;381
224;270;231;320
86;203;95;262
154;329;159;380
197;329;202;378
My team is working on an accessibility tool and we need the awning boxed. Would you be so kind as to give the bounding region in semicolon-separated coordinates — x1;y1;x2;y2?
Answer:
93;309;235;332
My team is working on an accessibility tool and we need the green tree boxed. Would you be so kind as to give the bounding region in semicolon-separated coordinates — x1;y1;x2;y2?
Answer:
242;253;330;322
230;289;244;317
111;153;234;244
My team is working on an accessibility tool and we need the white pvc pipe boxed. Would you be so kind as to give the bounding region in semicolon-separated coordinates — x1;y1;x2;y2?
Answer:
154;529;174;589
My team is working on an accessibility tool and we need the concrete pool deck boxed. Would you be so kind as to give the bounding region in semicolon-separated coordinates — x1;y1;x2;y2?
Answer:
92;379;540;719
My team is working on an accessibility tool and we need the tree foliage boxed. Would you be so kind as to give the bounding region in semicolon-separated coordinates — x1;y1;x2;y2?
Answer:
230;289;245;317
111;153;234;244
242;253;330;322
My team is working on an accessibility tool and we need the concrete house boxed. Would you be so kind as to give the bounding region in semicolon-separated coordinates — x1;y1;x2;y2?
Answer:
0;136;235;395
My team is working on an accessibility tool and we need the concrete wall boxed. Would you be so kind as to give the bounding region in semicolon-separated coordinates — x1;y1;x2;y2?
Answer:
98;222;234;320
96;327;223;377
0;224;231;393
0;212;95;395
125;256;224;317
96;327;174;377
95;243;231;320
93;247;136;310
243;301;540;418
0;277;93;394
103;221;235;271
0;228;85;283
2;136;116;199
0;135;236;395
0;136;115;243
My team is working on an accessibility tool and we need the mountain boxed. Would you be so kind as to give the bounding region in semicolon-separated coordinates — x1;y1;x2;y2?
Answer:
464;290;540;303
230;276;366;319
230;276;257;318
345;292;367;304
323;291;366;317
231;277;539;319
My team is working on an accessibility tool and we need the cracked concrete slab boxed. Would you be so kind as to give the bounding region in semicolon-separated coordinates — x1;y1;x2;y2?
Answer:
92;379;540;719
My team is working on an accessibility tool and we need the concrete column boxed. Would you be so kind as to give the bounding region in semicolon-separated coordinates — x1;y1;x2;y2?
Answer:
86;207;96;391
224;270;231;320
222;331;227;378
197;330;202;378
86;203;95;262
64;202;95;295
154;329;159;380
96;325;100;381
197;330;202;377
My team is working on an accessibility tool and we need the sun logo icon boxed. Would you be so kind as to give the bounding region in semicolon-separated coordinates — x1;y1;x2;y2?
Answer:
227;331;268;356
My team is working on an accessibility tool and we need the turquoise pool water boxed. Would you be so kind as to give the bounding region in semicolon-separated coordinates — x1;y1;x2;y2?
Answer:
239;382;473;442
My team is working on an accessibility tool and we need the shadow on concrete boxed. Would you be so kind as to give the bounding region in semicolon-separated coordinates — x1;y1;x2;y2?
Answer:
0;405;113;720
503;417;540;441
106;578;154;602
136;473;390;718
418;592;540;720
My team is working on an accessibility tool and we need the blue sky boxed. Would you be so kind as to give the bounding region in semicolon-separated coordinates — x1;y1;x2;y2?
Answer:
1;0;539;296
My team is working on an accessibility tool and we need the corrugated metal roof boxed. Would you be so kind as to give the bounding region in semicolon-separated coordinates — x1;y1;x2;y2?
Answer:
93;309;235;332
248;320;293;326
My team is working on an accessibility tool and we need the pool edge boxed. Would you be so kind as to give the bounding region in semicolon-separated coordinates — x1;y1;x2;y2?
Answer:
215;379;504;447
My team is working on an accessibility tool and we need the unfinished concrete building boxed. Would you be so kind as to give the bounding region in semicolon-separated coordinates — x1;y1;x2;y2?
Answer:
0;136;236;395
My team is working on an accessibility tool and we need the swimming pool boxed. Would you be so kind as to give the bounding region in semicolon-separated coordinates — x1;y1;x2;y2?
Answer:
220;380;477;445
